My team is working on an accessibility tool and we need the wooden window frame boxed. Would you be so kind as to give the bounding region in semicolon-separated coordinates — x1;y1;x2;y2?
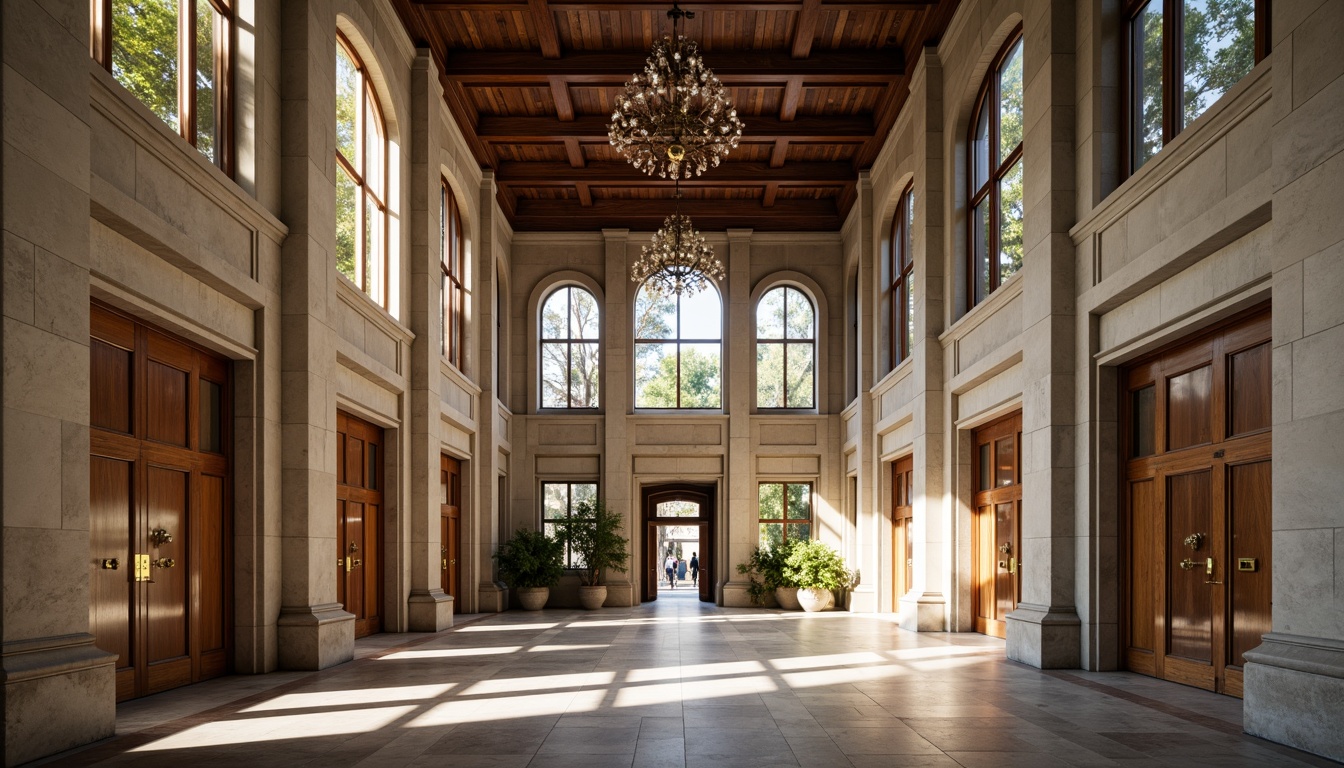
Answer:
336;33;389;307
441;178;467;371
540;285;601;410
888;183;915;369
633;282;723;410
541;480;599;570
966;27;1025;309
755;285;817;411
1122;0;1271;175
91;0;234;175
756;481;814;549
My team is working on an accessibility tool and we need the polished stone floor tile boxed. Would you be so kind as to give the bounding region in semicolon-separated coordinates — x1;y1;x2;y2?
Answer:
36;594;1340;768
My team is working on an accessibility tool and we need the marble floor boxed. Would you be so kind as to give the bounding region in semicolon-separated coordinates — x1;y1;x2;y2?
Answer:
42;592;1338;767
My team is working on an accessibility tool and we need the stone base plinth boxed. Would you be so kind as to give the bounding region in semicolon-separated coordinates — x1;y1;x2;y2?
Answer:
1006;603;1080;668
898;591;947;631
277;603;355;670
407;589;454;631
1244;633;1344;762
3;634;117;766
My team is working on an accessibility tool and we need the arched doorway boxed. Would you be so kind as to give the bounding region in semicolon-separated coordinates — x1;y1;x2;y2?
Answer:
642;484;715;603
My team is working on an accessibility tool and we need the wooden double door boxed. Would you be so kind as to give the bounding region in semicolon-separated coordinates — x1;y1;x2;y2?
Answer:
1123;309;1271;696
891;456;914;602
642;484;714;603
89;304;231;701
337;411;383;637
441;455;462;612
972;412;1021;638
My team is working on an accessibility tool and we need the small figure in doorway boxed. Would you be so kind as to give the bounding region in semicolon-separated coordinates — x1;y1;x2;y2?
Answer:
678;557;687;582
664;553;676;589
689;552;699;587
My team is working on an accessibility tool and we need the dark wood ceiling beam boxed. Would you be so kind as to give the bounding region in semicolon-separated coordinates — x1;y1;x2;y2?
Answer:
763;183;780;207
442;50;903;84
770;140;790;168
495;160;854;185
791;0;821;58
563;139;586;168
575;183;593;206
550;77;576;121
528;0;563;58
477;114;872;141
416;1;932;9
780;78;803;121
510;196;841;231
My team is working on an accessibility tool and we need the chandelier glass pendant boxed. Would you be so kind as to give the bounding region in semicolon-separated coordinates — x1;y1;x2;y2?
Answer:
608;3;744;179
631;187;725;296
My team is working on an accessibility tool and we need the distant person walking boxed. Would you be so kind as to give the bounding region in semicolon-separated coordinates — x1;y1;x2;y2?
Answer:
664;553;676;589
689;553;699;586
678;558;687;582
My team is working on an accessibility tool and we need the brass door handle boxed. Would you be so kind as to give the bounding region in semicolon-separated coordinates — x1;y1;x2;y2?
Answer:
152;558;176;569
1204;557;1222;585
101;558;120;570
1179;558;1198;570
351;558;362;568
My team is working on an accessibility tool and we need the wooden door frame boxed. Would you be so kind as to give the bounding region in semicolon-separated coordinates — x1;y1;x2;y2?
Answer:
970;411;1022;639
441;454;462;612
891;455;913;606
640;483;716;603
337;410;385;637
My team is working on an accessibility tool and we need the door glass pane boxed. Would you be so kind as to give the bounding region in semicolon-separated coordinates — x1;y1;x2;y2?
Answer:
112;0;181;133
1133;0;1164;169
998;159;1024;283
1167;365;1213;449
996;436;1015;487
1132;384;1156;457
785;342;815;408
1229;342;1270;436
1181;0;1255;129
657;500;699;517
199;379;222;453
194;3;219;163
998;39;1024;158
979;442;992;491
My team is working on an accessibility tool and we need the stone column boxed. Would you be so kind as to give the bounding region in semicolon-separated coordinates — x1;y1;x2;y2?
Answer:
1005;0;1082;668
601;229;635;606
901;47;950;631
405;50;453;630
1;0;118;762
722;229;754;606
276;0;353;669
1244;2;1344;761
849;172;880;613
475;171;508;612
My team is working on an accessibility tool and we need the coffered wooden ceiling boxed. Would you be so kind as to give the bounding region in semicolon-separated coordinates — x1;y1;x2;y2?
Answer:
391;0;961;231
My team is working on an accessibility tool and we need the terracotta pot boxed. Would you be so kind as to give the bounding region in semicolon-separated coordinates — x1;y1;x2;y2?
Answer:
774;586;801;611
797;587;834;612
578;585;608;610
516;586;550;611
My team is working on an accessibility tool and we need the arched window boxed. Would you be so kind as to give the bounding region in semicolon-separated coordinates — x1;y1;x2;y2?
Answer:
885;184;915;371
756;286;815;409
92;0;233;171
441;179;466;369
540;286;599;408
968;30;1024;308
335;34;389;306
634;283;721;409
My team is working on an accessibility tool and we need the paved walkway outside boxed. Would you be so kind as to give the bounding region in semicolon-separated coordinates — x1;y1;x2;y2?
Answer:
43;591;1337;767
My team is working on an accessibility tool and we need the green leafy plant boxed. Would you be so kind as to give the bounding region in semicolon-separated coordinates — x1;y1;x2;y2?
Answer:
782;539;849;591
562;498;630;587
493;528;564;589
735;542;798;605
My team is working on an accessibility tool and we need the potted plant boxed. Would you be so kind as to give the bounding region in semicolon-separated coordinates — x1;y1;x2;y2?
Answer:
783;539;849;612
494;527;564;610
735;542;798;608
562;497;630;609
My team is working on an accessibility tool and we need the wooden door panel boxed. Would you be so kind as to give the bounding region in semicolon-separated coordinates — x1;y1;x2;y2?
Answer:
338;412;383;638
697;522;712;603
146;361;190;447
146;466;190;664
91;340;133;434
1125;479;1157;660
345;501;366;621
1165;470;1212;664
1228;460;1271;669
994;502;1017;619
362;502;381;635
1228;344;1270;437
1166;365;1212;451
90;456;133;670
447;515;460;610
972;413;1020;639
199;473;227;657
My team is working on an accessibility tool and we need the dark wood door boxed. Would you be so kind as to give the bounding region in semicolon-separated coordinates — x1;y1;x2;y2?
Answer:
441;455;462;612
972;412;1021;638
892;456;914;602
89;304;231;702
337;411;383;638
1122;307;1271;697
641;484;715;603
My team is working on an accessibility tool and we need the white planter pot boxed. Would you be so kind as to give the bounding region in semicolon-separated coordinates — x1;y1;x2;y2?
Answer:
797;587;834;612
578;585;608;610
774;586;801;611
516;586;550;611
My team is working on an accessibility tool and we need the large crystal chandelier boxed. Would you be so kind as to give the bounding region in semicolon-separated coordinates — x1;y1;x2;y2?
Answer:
631;187;725;296
608;3;744;179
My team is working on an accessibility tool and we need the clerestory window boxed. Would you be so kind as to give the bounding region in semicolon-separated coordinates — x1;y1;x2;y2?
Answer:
335;34;389;306
968;30;1024;308
540;286;600;409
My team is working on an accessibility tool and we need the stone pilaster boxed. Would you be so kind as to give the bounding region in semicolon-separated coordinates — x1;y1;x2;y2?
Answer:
721;229;754;607
474;171;508;613
601;229;634;606
1005;0;1082;668
276;0;353;669
850;172;879;613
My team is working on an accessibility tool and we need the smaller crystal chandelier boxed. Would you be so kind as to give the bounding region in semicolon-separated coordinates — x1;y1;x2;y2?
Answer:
608;3;744;179
631;185;724;296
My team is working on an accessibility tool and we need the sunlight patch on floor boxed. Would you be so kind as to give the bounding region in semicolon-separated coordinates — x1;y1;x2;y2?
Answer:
131;705;417;750
380;646;522;659
461;670;615;695
240;684;454;713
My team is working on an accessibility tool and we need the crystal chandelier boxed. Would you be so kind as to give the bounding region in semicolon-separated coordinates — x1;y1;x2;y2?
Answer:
631;187;724;296
608;3;744;179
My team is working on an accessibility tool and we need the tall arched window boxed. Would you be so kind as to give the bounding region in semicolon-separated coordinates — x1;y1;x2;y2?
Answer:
885;184;915;371
541;286;599;408
92;0;233;171
634;283;721;409
335;34;389;306
968;30;1024;308
441;179;466;369
756;286;815;409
